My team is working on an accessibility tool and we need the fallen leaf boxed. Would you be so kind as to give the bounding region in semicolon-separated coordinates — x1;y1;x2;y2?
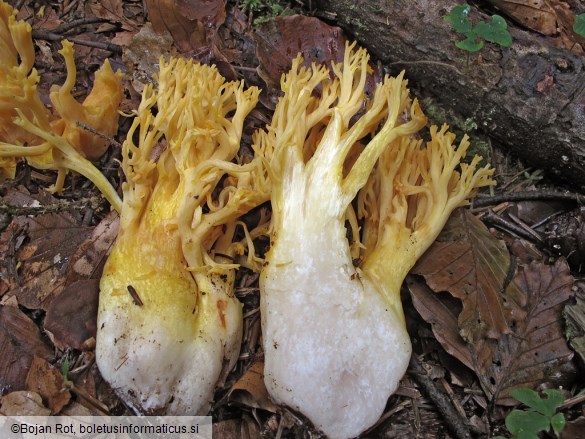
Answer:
228;361;277;412
561;416;585;439
253;15;347;90
25;356;71;414
413;209;515;343
145;0;225;53
0;189;93;310
410;210;576;404
487;0;585;53
65;212;119;285
0;391;50;416
564;282;585;366
123;23;174;94
548;2;585;53
0;305;53;395
487;0;557;35
88;0;137;32
176;0;226;24
16;4;62;32
44;279;100;351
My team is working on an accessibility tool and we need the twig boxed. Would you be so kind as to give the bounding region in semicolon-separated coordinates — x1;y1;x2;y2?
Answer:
483;209;544;243
63;380;109;414
45;17;108;34
75;121;122;149
0;197;103;216
473;190;585;208
560;392;585;410
31;30;122;54
409;355;473;439
507;212;544;243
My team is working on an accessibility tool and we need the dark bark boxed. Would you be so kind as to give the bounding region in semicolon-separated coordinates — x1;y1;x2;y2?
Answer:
315;0;585;189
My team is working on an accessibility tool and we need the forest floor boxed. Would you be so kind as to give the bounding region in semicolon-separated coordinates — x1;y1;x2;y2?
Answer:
1;0;585;438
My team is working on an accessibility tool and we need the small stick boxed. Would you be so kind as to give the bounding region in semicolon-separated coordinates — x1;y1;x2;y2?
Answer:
483;210;543;243
473;190;585;208
409;355;474;439
31;30;122;54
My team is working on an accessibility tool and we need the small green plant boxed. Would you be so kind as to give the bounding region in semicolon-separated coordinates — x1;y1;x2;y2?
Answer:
575;14;585;37
60;357;70;382
241;0;290;25
444;3;512;52
492;388;566;439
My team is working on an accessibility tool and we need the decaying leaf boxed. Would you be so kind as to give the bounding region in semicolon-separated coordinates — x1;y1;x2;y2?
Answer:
65;212;119;286
488;0;557;35
145;0;226;52
413;208;515;343
0;391;50;416
88;0;137;32
0;305;53;395
253;15;347;89
410;209;576;404
123;22;174;94
0;189;93;310
44;279;100;351
561;417;585;439
564;282;585;366
228;361;277;412
487;0;585;52
25;356;71;414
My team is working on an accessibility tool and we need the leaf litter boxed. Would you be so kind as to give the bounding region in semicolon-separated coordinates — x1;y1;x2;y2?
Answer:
1;0;585;436
409;209;577;405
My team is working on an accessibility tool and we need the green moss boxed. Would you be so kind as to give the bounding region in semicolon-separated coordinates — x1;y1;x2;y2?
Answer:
421;96;491;165
241;0;296;26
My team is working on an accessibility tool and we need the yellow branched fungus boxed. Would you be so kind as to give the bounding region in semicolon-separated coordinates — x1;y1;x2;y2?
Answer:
50;40;124;161
96;57;271;415
0;0;123;210
258;42;495;438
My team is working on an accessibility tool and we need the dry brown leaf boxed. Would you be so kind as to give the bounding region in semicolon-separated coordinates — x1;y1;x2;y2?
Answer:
487;0;585;52
0;391;50;416
88;0;137;32
0;189;93;310
253;15;347;90
176;0;226;24
561;417;585;439
44;279;100;351
25;356;71;414
16;4;63;32
65;212;119;285
123;23;174;94
410;209;576;404
228;361;277;412
549;1;585;53
0;305;53;395
488;0;558;35
564;282;585;365
412;209;515;343
145;0;225;53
